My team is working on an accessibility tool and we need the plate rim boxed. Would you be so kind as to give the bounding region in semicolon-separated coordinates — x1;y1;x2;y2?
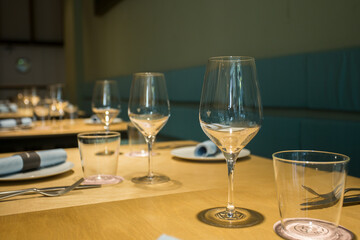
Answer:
84;118;122;125
0;161;74;181
171;146;250;161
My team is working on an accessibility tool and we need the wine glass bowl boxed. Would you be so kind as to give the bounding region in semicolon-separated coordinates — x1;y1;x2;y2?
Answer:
198;56;263;228
128;72;170;184
34;99;50;128
92;80;121;131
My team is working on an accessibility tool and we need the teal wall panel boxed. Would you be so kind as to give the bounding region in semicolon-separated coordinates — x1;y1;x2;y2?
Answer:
256;55;308;107
244;116;302;158
307;48;360;111
300;119;360;177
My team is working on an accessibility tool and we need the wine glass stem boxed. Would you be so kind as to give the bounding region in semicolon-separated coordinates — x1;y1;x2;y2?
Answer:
146;136;155;178
226;156;236;217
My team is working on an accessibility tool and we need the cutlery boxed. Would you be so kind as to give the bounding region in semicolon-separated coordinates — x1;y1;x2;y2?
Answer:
0;178;87;200
0;183;101;196
300;185;360;210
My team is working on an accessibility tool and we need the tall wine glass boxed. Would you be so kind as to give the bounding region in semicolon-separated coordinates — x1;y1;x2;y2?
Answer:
198;56;263;228
92;80;121;131
128;72;170;184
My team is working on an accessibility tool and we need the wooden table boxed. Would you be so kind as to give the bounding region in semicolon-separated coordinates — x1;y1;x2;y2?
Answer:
0;141;359;239
0;119;128;152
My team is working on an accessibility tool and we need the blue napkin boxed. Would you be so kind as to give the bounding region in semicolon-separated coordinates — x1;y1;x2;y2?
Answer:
0;149;67;176
194;140;220;157
90;114;102;123
0;103;17;113
0;118;32;128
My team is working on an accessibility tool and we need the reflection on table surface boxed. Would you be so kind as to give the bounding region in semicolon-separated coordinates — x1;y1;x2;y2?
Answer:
0;141;359;239
0;118;128;138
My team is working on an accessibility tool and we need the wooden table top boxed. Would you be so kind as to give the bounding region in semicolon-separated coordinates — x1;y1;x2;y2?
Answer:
0;118;128;139
0;141;359;240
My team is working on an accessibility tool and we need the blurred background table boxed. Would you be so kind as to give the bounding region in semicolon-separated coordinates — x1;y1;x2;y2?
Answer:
0;141;359;239
0;119;128;152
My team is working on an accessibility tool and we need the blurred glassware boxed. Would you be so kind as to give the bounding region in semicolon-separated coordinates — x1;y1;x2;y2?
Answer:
34;99;50;128
17;88;33;117
91;80;121;131
48;83;68;121
56;100;69;121
65;103;78;123
30;87;40;107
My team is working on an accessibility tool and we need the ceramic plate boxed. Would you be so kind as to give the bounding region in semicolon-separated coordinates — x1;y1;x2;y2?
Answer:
0;162;74;181
171;146;250;161
84;118;122;125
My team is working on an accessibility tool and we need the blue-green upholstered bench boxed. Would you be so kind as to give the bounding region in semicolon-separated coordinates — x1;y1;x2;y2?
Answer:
79;47;360;177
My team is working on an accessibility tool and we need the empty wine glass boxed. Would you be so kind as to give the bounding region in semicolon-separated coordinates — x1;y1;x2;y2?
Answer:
198;56;263;228
48;84;68;121
34;99;50;128
92;80;121;131
128;72;170;184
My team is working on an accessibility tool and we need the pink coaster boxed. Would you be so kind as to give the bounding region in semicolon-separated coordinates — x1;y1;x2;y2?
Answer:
273;219;354;240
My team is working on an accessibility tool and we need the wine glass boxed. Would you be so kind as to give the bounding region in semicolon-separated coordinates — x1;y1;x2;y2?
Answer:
48;84;68;121
128;72;170;184
34;99;50;128
92;80;121;131
198;56;263;228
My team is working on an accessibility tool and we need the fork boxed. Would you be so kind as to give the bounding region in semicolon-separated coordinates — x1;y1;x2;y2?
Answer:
300;185;360;210
302;185;360;200
0;178;84;200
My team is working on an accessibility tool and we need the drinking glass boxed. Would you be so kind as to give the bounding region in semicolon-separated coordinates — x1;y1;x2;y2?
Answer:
128;72;170;184
273;150;352;240
92;80;121;131
198;56;263;228
78;131;122;185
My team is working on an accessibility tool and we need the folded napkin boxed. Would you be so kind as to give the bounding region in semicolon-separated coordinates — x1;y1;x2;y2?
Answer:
0;117;32;128
90;114;102;124
0;103;17;113
194;140;220;157
0;149;67;176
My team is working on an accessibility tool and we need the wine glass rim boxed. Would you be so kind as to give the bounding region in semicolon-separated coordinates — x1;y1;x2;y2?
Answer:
77;131;120;138
208;56;254;62
134;72;164;77
272;150;350;164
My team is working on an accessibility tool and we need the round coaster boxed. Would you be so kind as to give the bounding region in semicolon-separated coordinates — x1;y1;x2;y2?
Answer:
273;219;354;240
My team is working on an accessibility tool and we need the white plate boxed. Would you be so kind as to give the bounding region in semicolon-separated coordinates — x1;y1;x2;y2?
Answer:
0;162;74;181
171;146;250;161
84;118;122;125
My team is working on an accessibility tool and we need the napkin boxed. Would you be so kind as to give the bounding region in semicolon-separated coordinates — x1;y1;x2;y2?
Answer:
0;103;17;113
0;149;67;176
0;118;32;128
194;140;220;157
90;114;102;124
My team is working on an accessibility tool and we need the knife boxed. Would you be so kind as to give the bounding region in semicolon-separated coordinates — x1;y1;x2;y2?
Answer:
0;184;101;195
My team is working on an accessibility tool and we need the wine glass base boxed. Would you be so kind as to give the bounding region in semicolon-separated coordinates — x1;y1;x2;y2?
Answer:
273;219;354;240
131;174;170;184
197;207;264;228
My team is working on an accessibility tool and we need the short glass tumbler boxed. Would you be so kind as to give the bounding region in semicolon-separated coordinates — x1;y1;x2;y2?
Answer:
273;150;350;240
78;131;122;184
